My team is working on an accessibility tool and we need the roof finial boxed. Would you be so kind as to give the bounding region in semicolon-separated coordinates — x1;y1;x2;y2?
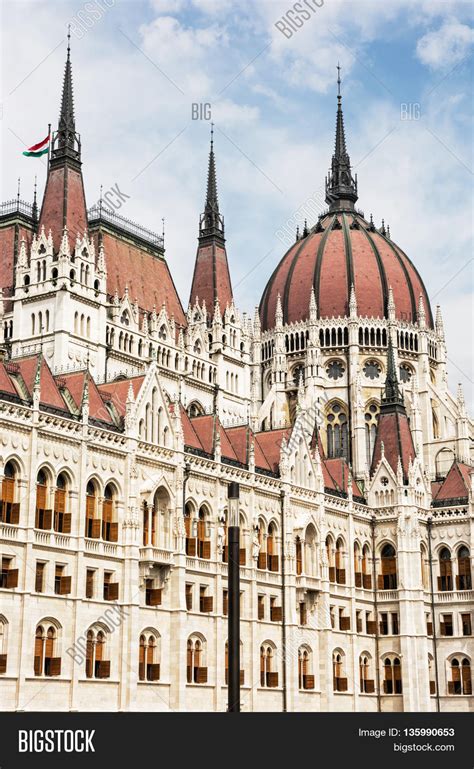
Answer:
67;23;71;60
337;62;341;100
17;177;21;203
210;121;214;149
32;175;38;225
162;217;165;244
199;124;225;242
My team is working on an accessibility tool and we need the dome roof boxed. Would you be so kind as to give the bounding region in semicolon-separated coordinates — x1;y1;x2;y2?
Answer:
260;67;433;333
259;211;433;331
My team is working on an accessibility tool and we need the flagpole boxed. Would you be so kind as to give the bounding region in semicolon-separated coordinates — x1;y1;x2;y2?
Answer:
47;123;51;173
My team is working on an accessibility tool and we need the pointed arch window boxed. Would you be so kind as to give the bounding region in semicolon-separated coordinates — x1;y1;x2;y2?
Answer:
333;651;347;692
86;628;109;679
139;633;160;681
326;402;348;459
35;469;52;530
1;461;20;524
438;547;453;592
54;472;71;534
379;544;397;590
34;624;61;677
298;647;314;690
449;658;471;695
102;484;118;542
186;635;207;684
383;657;402;694
457;546;471;590
359;655;374;693
260;643;278;688
85;480;100;539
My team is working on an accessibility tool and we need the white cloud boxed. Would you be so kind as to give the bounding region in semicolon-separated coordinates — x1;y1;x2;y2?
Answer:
416;20;474;70
149;0;185;12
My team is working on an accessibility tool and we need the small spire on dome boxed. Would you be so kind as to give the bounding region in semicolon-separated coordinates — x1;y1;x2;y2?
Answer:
302;219;309;237
383;335;403;406
418;294;426;329
275;293;283;327
368;213;376;231
295;224;300;241
380;219;386;236
386;223;391;239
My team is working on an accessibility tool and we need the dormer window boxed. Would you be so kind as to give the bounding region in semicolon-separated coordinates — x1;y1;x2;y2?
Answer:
121;312;130;326
159;325;167;340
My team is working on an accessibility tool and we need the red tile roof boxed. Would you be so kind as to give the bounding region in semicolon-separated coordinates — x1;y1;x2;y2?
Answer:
15;355;67;412
97;376;145;418
38;165;88;249
370;407;416;481
433;461;472;503
61;371;115;424
189;241;233;312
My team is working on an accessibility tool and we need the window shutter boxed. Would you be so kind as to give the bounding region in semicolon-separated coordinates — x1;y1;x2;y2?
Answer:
258;552;267;570
34;655;42;676
427;622;433;635
437;576;442;591
223;594;228;615
356;618;363;633
196;666;208;684
60;513;71;534
149;588;162;606
365;679;375;694
0;654;7;674
9;502;20;525
448;681;456;695
258;603;264;620
267;671;278;688
337;568;346;584
149;663;160;681
367;620;377;634
239;548;246;566
201;540;211;560
6;569;18;588
186;538;196;556
269;555;279;572
59;576;71;595
355;573;362;587
109;522;119;542
185;593;193;611
91;519;101;539
49;657;61;676
461;666;472;694
86;573;94;599
200;596;213;613
303;674;315;690
139;662;145;680
98;660;111;679
107;582;119;601
270;606;282;622
42;509;52;530
377;575;385;590
340;617;350;631
338;677;348;692
363;574;372;589
35;569;43;593
440;622;446;636
429;681;436;695
328;566;336;582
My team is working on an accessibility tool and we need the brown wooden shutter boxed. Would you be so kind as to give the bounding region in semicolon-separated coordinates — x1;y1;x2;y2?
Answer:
239;548;246;565
0;654;7;674
363;574;372;589
356;618;363;633
367;620;377;634
98;660;110;679
239;670;245;686
49;657;61;676
355;573;362;587
43;509;53;530
149;588;162;606
9;502;20;525
139;662;145;681
109;522;119;542
6;569;18;588
267;671;278;688
149;663;160;681
34;656;42;676
201;540;211;560
196;666;208;684
186;538;196;556
200;596;213;613
270;606;282;622
338;677;348;692
303;674;315;690
269;555;279;572
447;681;456;695
186;593;193;611
340;616;350;631
437;576;442;591
61;513;71;534
440;622;446;636
429;681;436;695
107;582;119;601
377;575;385;590
337;568;346;584
328;566;336;582
59;576;71;595
35;567;43;593
365;679;375;693
462;666;472;695
258;552;267;569
427;622;433;635
86;572;94;599
91;519;101;538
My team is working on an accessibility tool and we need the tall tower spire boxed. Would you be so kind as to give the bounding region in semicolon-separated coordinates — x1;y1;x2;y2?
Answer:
189;127;233;314
325;64;358;212
38;31;87;248
200;123;224;243
383;335;403;406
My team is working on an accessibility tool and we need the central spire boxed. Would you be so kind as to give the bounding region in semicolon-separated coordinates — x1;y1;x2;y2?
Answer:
325;64;358;212
51;26;81;166
199;123;225;243
383;336;404;407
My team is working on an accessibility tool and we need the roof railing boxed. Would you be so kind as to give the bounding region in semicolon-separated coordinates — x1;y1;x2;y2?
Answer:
87;204;164;249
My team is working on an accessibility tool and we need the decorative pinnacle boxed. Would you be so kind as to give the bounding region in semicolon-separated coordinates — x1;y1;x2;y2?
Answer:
383;335;403;406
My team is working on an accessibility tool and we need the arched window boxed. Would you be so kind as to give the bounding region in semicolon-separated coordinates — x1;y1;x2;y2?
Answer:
298;647;314;690
34;624;61;677
197;505;211;560
86;628;109;679
1;461;20;524
85;480;100;538
354;542;362;586
260;642;278;688
102;484;118;542
359;654;374;693
379;544;397;590
365;402;379;465
362;544;371;588
335;538;345;584
420;544;429;590
54;472;71;534
296;537;303;575
457;546;471;590
326;535;335;581
187;635;207;684
332;651;347;692
383;657;402;694
35;469;51;530
31;313;35;335
449;658;472;696
435;448;455;480
326;402;349;459
438;547;453;592
139;632;160;681
267;522;279;572
428;654;436;695
303;524;317;577
144;487;171;549
0;616;7;674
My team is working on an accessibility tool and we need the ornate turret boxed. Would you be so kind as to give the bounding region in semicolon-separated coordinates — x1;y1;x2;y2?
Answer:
325;65;358;212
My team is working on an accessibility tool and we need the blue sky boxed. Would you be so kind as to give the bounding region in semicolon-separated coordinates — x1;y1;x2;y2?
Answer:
1;0;473;405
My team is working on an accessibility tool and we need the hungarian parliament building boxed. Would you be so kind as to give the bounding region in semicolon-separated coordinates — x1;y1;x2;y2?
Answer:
0;43;472;712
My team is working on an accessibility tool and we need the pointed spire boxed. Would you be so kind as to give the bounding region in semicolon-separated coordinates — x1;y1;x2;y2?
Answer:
295;224;300;241
302;219;309;237
199;123;224;242
380;219;386;236
457;382;466;416
349;282;357;317
383;335;403;406
253;306;261;336
435;305;445;340
418;294;426;329
275;293;283;327
32;176;38;226
387;285;395;321
325;64;358;212
309;287;317;323
52;26;80;165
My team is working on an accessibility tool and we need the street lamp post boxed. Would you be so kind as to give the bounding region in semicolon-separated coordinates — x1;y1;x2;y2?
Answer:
227;481;240;712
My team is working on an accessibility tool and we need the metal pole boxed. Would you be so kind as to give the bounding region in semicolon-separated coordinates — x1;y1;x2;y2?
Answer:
227;481;240;712
371;515;381;712
427;517;441;711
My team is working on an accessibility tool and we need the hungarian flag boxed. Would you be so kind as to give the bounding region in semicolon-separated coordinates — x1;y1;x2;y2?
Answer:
23;133;50;157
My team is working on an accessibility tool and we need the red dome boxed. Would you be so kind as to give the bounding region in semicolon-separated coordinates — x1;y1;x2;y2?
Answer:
259;211;433;331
